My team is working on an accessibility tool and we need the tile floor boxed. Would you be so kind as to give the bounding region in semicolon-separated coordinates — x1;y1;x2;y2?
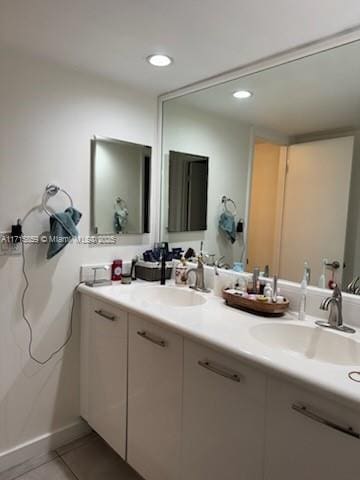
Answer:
0;433;143;480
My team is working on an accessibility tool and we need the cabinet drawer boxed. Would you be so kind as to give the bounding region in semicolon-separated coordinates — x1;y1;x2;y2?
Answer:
92;299;126;326
181;340;266;480
264;377;360;480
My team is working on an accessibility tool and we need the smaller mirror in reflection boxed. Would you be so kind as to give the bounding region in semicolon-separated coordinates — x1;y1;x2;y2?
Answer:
168;150;209;232
91;137;151;235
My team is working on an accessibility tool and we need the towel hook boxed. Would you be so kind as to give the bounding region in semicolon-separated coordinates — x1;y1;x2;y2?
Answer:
42;183;74;216
221;195;237;216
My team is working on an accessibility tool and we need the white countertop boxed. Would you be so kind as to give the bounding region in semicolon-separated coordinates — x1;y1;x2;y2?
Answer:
79;280;360;409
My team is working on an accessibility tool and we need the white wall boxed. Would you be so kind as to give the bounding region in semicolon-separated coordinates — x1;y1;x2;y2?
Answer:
162;100;251;265
0;47;156;462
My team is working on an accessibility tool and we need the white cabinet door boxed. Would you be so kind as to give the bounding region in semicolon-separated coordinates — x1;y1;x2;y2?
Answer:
80;294;92;422
181;340;267;480
127;315;183;480
81;296;128;458
264;378;360;480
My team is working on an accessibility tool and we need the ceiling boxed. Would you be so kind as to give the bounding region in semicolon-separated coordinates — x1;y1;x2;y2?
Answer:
170;40;360;137
1;0;360;95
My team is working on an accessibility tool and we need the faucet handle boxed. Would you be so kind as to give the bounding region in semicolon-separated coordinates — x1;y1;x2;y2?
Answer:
197;254;205;266
320;296;331;311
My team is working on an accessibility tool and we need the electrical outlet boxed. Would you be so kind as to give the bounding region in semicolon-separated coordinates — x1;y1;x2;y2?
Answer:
0;232;22;256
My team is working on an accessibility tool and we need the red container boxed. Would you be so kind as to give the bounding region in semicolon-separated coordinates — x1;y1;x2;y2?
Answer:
111;259;122;281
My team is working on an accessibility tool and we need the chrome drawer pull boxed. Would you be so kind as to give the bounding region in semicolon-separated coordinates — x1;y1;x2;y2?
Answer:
137;330;167;347
292;403;360;440
94;309;116;321
198;360;241;383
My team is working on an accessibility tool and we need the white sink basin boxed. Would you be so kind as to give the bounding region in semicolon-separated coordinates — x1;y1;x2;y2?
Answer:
250;323;360;366
134;286;207;307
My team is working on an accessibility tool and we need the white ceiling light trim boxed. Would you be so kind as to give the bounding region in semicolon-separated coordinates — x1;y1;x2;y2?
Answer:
147;54;173;67
233;90;253;99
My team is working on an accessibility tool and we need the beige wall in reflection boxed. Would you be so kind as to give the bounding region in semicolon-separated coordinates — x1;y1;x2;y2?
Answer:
247;142;284;274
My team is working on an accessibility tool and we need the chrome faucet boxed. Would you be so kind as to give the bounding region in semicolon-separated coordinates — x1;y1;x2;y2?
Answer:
315;285;355;334
214;255;231;270
185;255;210;293
346;276;360;295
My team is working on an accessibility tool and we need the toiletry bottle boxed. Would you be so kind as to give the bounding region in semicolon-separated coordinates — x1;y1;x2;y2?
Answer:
235;276;247;293
247;276;253;293
272;275;278;303
111;259;122;281
253;267;260;294
318;258;327;289
264;282;273;299
130;257;138;281
175;256;188;286
298;261;309;320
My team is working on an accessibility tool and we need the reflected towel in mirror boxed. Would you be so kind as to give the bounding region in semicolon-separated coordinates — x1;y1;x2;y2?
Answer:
219;211;236;243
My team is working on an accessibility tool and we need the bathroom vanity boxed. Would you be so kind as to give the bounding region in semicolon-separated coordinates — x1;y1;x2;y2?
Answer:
79;282;360;480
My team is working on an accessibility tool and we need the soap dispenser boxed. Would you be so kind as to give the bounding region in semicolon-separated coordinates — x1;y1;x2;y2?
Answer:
175;255;188;286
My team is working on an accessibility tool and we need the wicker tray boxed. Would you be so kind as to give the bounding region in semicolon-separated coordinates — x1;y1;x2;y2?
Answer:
222;289;289;317
135;264;172;282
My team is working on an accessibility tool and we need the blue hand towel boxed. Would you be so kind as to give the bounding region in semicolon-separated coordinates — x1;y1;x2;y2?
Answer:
47;207;82;259
219;212;236;244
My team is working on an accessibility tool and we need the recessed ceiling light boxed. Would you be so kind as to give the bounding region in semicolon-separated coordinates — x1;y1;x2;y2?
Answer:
233;90;253;99
147;54;173;67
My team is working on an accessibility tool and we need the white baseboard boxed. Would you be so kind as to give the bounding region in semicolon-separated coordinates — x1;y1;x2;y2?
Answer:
0;419;91;473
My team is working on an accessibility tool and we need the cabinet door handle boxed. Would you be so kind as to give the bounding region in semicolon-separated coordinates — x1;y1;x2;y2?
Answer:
292;403;360;440
137;330;167;347
94;309;116;321
198;360;241;383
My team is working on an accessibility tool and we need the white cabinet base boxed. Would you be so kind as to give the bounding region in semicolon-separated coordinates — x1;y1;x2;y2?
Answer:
127;315;183;480
181;340;267;480
264;378;360;480
80;297;127;459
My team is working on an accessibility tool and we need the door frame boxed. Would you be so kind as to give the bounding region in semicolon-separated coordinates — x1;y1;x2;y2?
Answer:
245;133;288;274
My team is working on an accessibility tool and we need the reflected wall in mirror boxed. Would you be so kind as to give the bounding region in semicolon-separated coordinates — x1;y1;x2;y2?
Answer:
161;40;360;293
168;151;209;232
162;99;250;265
91;137;151;235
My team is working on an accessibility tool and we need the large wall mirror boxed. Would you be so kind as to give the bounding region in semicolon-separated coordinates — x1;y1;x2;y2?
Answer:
91;136;151;235
161;40;360;294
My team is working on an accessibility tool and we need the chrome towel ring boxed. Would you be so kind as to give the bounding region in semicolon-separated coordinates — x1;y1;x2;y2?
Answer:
42;183;74;216
221;195;237;216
